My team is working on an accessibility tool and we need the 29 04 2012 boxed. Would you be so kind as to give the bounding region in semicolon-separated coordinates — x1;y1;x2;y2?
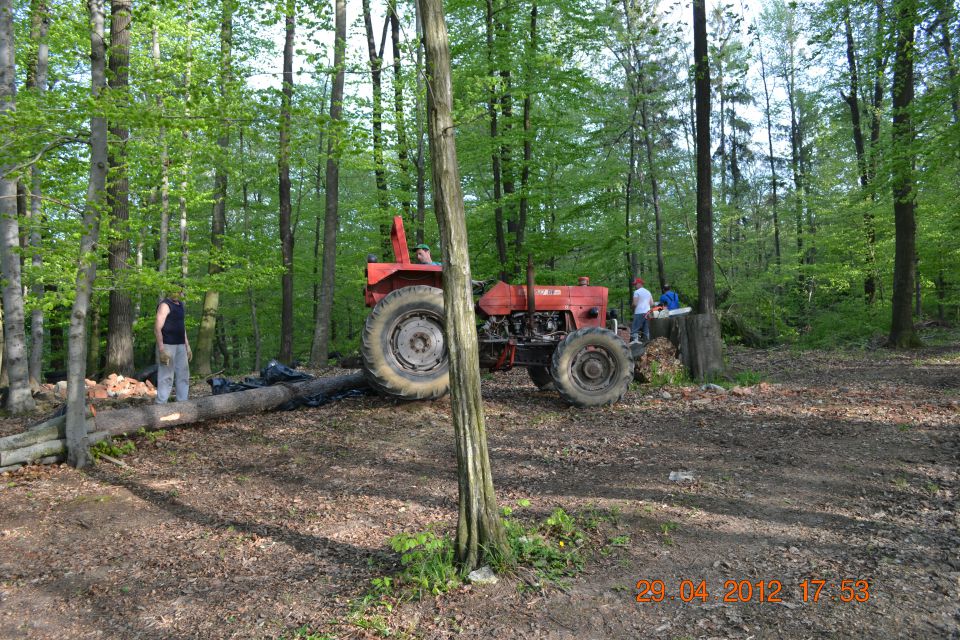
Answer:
635;579;870;603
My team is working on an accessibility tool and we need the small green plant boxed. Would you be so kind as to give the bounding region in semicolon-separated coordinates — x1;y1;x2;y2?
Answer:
659;521;679;545
892;476;909;490
136;427;166;444
648;361;688;386
388;531;460;597
897;423;911;432
91;437;136;460
924;482;940;495
733;370;763;386
609;535;630;546
281;626;334;640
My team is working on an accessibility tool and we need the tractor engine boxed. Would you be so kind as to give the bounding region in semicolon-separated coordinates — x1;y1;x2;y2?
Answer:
479;311;565;341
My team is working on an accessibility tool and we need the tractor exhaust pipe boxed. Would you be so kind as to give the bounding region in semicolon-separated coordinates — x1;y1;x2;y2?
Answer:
526;254;536;336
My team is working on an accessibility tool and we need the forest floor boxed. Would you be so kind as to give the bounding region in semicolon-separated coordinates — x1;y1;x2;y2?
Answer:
0;333;958;639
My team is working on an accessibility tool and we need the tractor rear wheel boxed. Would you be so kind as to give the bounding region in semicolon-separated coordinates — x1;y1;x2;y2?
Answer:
551;327;633;407
527;366;555;391
361;285;449;400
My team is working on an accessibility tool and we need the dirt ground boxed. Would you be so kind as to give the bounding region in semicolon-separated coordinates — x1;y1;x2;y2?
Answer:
0;339;958;639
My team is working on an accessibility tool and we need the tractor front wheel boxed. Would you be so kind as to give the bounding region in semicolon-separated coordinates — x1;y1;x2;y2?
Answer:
361;285;449;400
551;327;633;407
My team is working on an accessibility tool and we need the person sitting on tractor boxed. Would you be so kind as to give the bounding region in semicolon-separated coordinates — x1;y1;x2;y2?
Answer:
413;243;441;266
659;283;680;310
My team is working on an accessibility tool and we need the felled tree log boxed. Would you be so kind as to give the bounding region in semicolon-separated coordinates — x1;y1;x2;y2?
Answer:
0;372;368;469
93;371;368;437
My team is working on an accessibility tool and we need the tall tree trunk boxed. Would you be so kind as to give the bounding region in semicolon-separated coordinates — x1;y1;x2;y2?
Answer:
414;2;426;244
389;0;412;222
0;0;35;414
104;0;133;376
486;0;508;280
935;0;959;123
516;0;536;259
26;0;49;389
240;128;261;372
841;7;878;303
195;0;232;376
418;0;507;573
757;39;781;268
639;73;665;291
362;0;389;228
278;0;295;364
310;0;345;366
888;0;919;348
693;0;715;315
67;0;108;468
152;21;171;275
177;3;193;283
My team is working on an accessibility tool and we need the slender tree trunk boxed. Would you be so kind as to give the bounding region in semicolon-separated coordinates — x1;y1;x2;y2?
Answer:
757;39;780;268
104;0;133;377
278;0;295;364
240;128;261;372
195;0;232;376
936;0;959;123
0;0;35;414
486;0;507;279
414;3;426;244
389;0;412;222
418;0;507;573
26;0;49;390
152;22;171;275
516;0;536;259
177;12;192;283
639;73;665;291
67;0;108;468
362;0;389;227
310;0;345;366
888;0;919;347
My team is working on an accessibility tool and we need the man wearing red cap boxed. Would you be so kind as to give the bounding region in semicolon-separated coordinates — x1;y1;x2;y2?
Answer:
630;277;654;343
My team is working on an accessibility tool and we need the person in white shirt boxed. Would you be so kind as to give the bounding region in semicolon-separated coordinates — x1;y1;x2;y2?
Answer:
630;277;654;343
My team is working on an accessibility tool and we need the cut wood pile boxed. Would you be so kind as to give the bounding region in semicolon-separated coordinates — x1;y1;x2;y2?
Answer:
634;337;684;383
36;374;156;401
1;372;368;474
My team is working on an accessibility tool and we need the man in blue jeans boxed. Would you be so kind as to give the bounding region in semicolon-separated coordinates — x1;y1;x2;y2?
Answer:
630;277;654;343
154;286;192;403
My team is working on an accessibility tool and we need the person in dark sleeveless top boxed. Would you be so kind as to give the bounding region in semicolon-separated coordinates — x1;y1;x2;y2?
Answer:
154;286;192;403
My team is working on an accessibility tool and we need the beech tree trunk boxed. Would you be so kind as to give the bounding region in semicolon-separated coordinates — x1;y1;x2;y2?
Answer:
689;0;723;381
195;0;232;376
26;0;49;390
486;0;508;280
419;0;507;573
0;0;35;414
389;0;412;222
362;0;389;225
278;0;295;364
105;0;134;377
67;0;109;469
310;0;345;366
888;0;919;348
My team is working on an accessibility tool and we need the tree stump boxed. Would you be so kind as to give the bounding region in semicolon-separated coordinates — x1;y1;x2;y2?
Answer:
678;313;723;380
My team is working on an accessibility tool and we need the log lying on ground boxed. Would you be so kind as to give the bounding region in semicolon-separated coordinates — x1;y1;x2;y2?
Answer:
0;372;368;470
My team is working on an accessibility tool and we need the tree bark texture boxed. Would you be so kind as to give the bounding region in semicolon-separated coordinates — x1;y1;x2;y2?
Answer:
362;0;389;222
104;0;134;377
278;0;295;364
0;0;36;414
888;0;919;348
311;0;345;367
693;0;715;314
516;0;536;260
389;0;412;222
678;313;723;381
67;0;109;468
419;0;507;573
27;0;49;389
485;0;508;279
195;0;232;376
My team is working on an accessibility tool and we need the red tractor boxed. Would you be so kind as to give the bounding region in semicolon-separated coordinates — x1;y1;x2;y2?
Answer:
362;216;634;407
